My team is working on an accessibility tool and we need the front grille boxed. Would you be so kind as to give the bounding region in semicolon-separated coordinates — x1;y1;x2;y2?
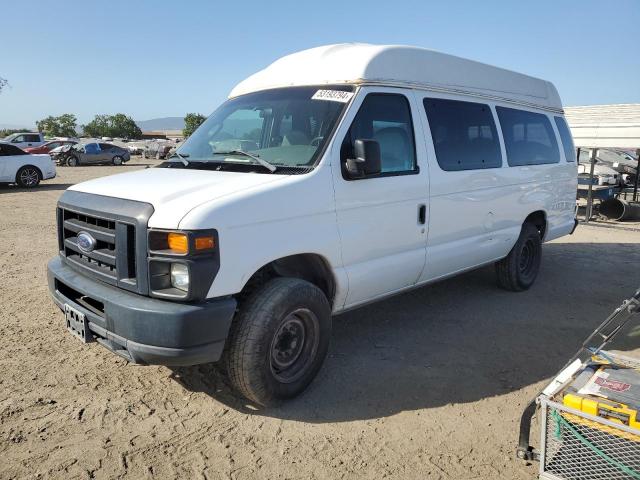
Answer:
59;208;137;289
56;191;154;295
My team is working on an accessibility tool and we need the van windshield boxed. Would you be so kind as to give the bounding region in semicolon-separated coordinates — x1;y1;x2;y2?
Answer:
168;85;354;173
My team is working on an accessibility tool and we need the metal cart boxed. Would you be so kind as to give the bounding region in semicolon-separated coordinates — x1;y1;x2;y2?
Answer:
517;287;640;479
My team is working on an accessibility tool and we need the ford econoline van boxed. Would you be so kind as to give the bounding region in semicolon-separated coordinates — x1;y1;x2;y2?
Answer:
48;44;578;405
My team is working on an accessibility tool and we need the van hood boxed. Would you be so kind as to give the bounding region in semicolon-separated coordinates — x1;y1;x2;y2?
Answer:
68;167;287;228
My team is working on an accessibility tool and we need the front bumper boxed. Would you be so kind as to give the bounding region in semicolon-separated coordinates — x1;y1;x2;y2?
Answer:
47;256;237;366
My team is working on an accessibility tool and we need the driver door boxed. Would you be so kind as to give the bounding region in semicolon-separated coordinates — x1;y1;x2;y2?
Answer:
331;87;430;309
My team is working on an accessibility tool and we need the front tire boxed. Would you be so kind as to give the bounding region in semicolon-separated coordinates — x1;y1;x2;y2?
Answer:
67;156;79;167
495;222;542;291
16;166;41;187
225;278;332;406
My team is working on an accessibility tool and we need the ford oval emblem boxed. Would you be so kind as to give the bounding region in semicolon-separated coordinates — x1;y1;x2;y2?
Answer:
77;231;97;253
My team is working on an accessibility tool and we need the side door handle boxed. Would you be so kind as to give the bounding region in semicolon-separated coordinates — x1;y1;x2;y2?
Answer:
418;204;426;225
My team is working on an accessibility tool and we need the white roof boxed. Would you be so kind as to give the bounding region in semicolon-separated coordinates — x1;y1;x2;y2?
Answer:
565;104;640;148
229;43;563;111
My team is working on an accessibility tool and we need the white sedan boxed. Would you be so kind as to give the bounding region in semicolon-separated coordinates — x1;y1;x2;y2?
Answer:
0;143;56;187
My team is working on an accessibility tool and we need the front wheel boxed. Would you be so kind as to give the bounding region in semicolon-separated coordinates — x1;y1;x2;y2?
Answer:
224;278;332;406
67;156;79;167
16;166;41;187
495;222;542;291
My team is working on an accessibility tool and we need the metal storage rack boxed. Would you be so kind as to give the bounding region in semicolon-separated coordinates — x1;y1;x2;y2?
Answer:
517;287;640;479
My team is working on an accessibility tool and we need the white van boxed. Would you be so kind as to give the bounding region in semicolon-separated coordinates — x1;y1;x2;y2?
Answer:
48;44;578;405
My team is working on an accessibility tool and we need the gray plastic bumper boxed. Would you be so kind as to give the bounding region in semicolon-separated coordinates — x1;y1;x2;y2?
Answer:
47;256;236;366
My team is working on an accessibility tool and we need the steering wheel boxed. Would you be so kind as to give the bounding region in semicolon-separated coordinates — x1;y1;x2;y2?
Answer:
310;136;324;147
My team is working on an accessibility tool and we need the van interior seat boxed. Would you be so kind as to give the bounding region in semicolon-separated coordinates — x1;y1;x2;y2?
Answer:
375;127;412;171
282;131;310;146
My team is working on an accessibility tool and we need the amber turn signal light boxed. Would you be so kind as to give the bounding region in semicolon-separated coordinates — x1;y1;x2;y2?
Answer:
195;235;215;250
167;232;189;254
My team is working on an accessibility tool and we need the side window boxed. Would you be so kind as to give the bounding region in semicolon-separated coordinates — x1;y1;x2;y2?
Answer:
85;143;100;154
0;144;26;156
12;135;25;143
99;143;113;150
554;116;576;162
26;134;41;142
496;107;560;166
342;93;417;175
423;98;502;171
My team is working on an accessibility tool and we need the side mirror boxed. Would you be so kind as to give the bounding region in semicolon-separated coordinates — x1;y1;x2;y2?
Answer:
346;139;381;178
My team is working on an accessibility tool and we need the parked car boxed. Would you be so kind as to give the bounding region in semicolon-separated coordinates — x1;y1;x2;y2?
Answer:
127;142;145;155
47;44;577;406
0;143;56;187
143;141;172;159
1;132;46;149
24;140;77;154
65;142;131;166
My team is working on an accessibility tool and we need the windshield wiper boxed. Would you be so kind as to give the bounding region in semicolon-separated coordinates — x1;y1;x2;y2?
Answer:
169;151;190;166
213;150;277;173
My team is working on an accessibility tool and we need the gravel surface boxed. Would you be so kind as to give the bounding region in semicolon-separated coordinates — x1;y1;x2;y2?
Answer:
1;158;639;479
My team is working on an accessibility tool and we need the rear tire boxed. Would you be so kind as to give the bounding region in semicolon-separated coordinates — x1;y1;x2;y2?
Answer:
16;166;41;187
112;155;123;166
67;156;79;167
224;277;332;406
495;222;542;291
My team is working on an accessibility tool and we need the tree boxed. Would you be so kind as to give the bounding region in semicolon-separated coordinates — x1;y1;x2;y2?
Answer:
0;77;7;93
82;113;142;139
36;114;78;137
183;113;206;138
0;128;29;138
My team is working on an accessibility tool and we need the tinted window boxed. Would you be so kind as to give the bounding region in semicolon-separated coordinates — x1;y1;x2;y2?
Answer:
26;134;41;142
423;98;502;171
342;93;416;175
0;144;27;156
554;116;576;162
496;107;560;166
99;143;114;150
84;143;100;154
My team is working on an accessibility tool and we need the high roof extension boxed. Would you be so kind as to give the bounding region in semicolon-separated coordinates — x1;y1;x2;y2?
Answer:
229;43;563;112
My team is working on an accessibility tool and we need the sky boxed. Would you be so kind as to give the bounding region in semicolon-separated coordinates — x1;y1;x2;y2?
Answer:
1;0;639;129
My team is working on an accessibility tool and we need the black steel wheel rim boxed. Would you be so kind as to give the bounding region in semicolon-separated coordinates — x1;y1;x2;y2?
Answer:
519;238;536;277
269;308;320;384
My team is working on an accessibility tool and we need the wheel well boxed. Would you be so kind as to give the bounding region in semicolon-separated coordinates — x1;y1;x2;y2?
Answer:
524;210;547;239
16;165;42;180
239;254;336;306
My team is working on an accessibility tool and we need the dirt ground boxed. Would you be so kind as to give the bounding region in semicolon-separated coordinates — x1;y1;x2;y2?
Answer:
1;158;639;479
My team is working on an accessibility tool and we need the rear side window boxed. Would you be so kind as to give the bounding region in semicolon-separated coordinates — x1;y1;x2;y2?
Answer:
496;107;560;166
26;134;41;142
554;116;576;162
423;98;502;171
0;144;27;156
342;93;417;175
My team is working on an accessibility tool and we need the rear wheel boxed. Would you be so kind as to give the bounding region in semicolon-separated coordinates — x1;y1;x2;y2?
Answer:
67;156;79;167
16;166;41;187
224;277;332;406
112;155;123;166
495;222;542;291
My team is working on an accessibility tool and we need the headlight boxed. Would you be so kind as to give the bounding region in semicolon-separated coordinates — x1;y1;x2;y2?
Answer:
148;229;219;301
170;263;190;291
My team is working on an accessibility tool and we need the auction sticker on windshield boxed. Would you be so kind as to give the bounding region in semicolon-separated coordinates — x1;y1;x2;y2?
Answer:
312;90;354;103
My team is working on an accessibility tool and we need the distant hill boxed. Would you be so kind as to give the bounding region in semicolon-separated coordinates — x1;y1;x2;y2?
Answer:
136;117;185;131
